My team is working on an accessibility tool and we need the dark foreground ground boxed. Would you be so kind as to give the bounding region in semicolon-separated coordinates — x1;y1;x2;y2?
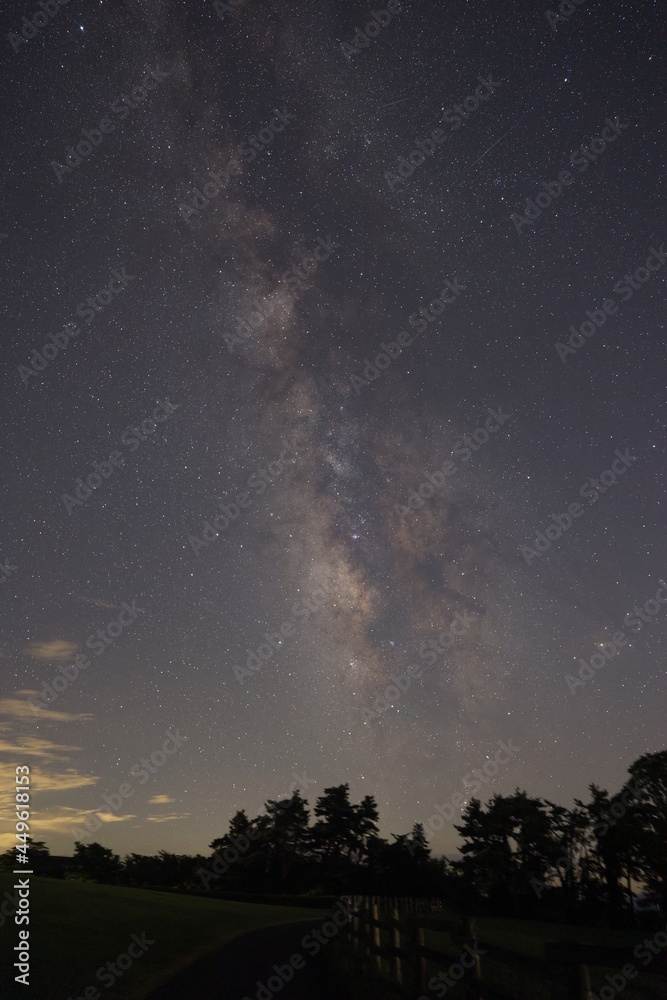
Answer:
146;919;343;1000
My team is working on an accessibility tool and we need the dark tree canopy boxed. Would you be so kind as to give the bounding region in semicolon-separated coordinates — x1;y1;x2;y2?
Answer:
42;750;664;926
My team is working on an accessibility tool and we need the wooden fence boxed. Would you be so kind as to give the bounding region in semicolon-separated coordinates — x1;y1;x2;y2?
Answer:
340;895;667;999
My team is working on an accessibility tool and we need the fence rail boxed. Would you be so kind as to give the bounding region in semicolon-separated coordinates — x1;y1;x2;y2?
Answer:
340;895;666;999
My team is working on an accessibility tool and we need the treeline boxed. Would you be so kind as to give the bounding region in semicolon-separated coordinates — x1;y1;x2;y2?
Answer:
4;749;664;927
453;747;665;926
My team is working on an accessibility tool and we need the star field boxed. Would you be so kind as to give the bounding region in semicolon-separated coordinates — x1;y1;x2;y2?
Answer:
0;0;664;859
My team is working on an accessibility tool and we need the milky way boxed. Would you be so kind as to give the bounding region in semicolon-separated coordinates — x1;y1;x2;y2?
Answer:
0;0;664;858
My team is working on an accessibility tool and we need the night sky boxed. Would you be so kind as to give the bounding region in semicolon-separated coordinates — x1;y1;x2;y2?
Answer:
0;0;665;861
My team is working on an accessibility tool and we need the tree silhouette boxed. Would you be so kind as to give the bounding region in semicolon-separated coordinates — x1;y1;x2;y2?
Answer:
72;841;122;884
45;746;664;924
408;821;431;864
312;783;358;861
624;749;667;912
0;838;50;875
263;790;311;879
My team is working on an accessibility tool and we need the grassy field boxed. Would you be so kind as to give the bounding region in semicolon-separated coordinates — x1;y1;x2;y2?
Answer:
419;913;667;999
0;876;329;1000
354;908;667;999
3;881;665;1000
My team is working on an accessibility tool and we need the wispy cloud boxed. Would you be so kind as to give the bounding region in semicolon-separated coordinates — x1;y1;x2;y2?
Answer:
0;739;85;762
0;804;134;851
0;693;92;724
0;806;85;848
75;595;121;609
148;793;175;804
0;767;100;851
146;813;191;823
0;693;96;852
90;810;137;825
22;640;79;662
0;760;97;789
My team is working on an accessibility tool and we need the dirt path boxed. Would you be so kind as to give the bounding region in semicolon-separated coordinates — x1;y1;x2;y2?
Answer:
145;919;344;1000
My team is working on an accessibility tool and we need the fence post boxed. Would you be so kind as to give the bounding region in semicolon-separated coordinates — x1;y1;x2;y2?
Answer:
359;896;371;957
368;897;373;960
465;917;482;982
393;905;403;988
576;962;593;1000
372;898;382;972
352;896;359;952
546;942;594;1000
413;923;426;993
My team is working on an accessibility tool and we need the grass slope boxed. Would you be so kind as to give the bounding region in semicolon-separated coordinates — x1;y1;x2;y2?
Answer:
420;913;667;999
0;876;329;1000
